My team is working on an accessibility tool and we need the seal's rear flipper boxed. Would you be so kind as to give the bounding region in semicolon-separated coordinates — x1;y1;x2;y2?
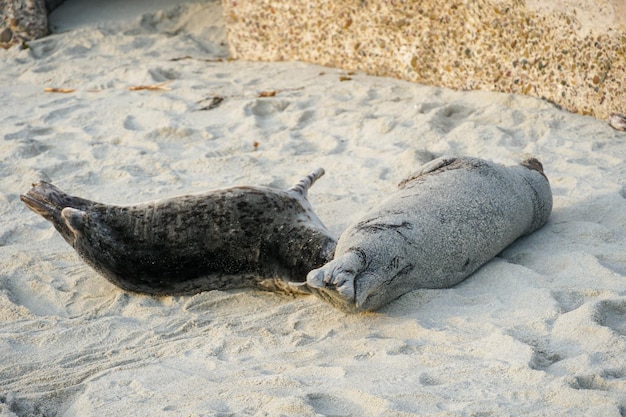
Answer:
520;158;547;178
21;181;95;245
398;157;458;188
20;192;58;222
288;168;325;199
21;181;95;214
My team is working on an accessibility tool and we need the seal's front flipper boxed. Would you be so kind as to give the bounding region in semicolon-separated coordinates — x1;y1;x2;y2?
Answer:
61;208;87;236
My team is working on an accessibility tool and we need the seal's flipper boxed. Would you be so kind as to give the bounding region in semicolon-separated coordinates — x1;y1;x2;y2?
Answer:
398;157;457;188
21;181;96;246
418;157;456;175
20;192;58;222
288;168;325;199
520;158;546;178
61;208;86;236
21;181;95;213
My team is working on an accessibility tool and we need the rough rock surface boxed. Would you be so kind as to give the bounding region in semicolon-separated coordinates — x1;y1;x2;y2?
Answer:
223;0;626;120
0;0;48;48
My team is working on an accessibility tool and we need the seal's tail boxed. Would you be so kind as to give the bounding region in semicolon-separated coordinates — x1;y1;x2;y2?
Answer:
21;181;94;218
21;181;95;243
520;157;547;179
288;168;325;199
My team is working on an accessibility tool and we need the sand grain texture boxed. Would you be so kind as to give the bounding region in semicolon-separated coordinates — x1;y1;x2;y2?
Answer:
1;1;625;416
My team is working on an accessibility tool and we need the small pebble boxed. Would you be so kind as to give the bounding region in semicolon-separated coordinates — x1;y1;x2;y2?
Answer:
608;113;626;131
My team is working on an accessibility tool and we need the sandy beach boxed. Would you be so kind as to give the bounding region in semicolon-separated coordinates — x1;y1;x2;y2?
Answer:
1;0;625;416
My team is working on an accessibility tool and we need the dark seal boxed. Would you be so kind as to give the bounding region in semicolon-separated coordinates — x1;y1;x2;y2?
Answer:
303;157;553;312
21;169;337;295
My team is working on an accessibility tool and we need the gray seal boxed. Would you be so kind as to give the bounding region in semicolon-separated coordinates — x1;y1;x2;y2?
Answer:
302;156;553;312
21;169;337;295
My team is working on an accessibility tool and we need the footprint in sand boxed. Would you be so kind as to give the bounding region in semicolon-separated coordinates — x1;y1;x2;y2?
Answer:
428;103;476;135
42;104;87;124
123;115;141;131
305;390;390;416
305;393;359;416
595;299;626;337
296;109;316;129
247;98;290;117
14;139;50;158
148;66;180;82
419;372;443;386
507;329;563;371
566;368;626;404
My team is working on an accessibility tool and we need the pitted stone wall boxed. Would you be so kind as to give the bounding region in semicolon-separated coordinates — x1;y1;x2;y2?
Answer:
223;0;626;120
0;0;48;48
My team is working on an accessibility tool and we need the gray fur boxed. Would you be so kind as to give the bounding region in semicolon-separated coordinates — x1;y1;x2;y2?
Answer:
304;156;552;312
21;170;337;296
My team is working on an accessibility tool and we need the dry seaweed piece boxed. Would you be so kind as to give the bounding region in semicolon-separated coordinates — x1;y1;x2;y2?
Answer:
259;90;278;97
198;96;225;111
44;87;76;93
169;56;225;62
127;81;172;91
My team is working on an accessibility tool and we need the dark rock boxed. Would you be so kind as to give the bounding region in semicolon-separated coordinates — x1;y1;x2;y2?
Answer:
0;0;49;49
45;0;65;13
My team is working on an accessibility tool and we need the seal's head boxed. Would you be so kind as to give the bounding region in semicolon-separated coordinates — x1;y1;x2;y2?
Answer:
301;269;397;313
302;247;395;313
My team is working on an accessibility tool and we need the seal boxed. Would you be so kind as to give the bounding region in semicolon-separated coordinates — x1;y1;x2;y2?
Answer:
302;156;553;312
21;169;337;295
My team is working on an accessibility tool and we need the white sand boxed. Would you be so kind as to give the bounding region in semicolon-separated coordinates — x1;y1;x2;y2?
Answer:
1;1;625;416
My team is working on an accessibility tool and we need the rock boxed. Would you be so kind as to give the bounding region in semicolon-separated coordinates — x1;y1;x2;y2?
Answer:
0;27;12;43
0;0;49;49
45;0;64;13
223;0;626;120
